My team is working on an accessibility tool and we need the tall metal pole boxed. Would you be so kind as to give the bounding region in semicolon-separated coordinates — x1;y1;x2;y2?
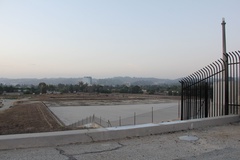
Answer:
222;18;227;59
222;18;229;115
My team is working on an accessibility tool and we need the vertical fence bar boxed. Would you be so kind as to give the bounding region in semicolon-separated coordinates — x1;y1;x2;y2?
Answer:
193;74;198;118
219;59;225;116
108;120;112;127
236;51;240;114
134;112;136;125
180;81;184;120
233;52;238;114
119;116;121;126
152;107;153;123
228;53;233;114
223;53;229;115
186;77;191;119
195;71;201;118
178;100;180;119
217;60;223;116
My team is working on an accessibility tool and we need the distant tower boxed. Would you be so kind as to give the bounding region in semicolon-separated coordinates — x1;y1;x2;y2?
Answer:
221;18;228;115
221;18;227;61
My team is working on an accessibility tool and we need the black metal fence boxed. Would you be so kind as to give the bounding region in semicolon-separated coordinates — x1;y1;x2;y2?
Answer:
180;51;240;120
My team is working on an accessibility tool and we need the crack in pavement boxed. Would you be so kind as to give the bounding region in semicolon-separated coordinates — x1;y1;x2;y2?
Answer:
56;142;125;158
81;142;125;155
56;148;77;160
85;133;94;142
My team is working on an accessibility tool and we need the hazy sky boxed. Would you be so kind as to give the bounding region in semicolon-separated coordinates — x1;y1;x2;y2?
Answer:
0;0;239;79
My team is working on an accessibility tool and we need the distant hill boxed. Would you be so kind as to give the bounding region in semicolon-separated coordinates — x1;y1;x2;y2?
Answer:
0;78;80;85
96;77;180;86
0;77;180;86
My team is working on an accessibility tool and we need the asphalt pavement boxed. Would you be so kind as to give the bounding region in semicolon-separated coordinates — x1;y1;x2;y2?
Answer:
49;102;179;125
1;122;239;160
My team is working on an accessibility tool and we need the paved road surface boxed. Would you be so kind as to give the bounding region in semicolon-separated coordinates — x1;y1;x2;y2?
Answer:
49;102;179;125
0;99;15;111
0;98;31;111
1;122;239;160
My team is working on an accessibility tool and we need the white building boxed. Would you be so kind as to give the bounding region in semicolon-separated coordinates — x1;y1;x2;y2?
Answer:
81;77;92;85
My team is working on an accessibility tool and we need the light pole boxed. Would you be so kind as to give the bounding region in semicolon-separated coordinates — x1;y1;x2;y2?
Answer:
221;18;228;115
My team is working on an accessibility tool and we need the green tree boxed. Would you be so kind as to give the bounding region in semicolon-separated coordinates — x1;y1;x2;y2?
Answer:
119;85;129;93
131;85;143;94
47;85;56;92
79;82;88;92
38;82;47;94
69;84;74;93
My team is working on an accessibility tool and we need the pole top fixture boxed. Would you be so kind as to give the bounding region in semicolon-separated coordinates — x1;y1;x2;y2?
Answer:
222;17;226;25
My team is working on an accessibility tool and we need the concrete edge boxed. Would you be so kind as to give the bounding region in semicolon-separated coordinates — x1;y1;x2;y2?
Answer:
41;102;66;127
0;115;239;150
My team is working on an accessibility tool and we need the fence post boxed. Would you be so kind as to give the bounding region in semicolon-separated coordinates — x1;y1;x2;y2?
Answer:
152;107;153;123
119;116;121;126
134;112;136;125
108;120;112;127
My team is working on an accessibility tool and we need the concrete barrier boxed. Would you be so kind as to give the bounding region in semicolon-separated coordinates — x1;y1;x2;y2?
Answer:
0;115;239;150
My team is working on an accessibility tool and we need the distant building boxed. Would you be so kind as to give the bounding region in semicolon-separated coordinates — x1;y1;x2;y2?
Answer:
81;77;92;85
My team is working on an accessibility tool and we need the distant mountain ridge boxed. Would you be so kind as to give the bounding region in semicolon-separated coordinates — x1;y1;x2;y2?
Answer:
96;77;179;85
0;77;180;86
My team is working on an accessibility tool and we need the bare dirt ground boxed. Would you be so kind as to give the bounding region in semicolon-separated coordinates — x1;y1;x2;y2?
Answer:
33;93;180;106
0;93;179;135
0;102;66;135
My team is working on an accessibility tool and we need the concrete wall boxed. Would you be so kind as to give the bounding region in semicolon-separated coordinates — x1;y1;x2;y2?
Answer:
0;115;239;150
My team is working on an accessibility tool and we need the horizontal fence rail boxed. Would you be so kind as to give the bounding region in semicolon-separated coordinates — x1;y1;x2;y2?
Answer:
180;51;240;120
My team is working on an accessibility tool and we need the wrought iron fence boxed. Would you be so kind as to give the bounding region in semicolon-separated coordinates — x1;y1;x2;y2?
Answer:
180;51;240;120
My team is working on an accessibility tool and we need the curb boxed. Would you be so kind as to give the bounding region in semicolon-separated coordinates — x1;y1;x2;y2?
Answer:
0;115;239;150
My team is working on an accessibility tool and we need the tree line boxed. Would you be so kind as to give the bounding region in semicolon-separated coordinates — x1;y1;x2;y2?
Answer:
0;82;180;96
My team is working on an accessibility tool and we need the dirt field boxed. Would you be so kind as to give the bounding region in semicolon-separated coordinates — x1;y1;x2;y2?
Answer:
0;93;180;135
0;102;66;135
33;93;180;106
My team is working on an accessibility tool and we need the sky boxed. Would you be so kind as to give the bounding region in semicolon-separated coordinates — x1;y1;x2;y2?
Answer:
0;0;239;79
